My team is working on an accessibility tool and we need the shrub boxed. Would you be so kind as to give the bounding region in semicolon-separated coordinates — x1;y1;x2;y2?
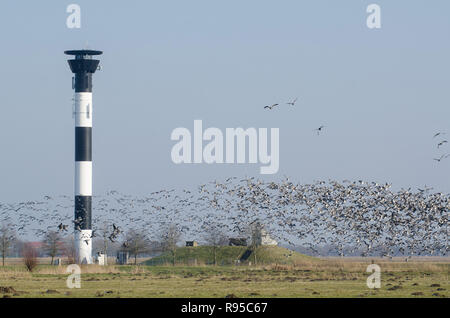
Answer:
23;243;38;272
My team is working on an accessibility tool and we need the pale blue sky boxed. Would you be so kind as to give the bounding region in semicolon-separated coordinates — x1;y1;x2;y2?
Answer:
0;0;449;201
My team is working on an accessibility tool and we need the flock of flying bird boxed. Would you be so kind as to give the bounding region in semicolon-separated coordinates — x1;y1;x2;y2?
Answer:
264;97;326;136
433;132;449;163
0;177;448;257
265;98;449;159
0;99;447;257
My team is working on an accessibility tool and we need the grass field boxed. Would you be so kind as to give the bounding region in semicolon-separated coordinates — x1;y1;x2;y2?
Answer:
0;253;448;298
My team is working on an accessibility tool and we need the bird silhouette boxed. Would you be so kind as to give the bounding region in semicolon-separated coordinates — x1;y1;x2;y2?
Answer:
314;125;325;135
437;140;448;148
434;154;449;162
264;104;279;110
286;98;298;106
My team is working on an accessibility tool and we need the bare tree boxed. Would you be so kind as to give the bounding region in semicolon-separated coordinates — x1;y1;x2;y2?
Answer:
122;228;150;265
23;243;38;272
11;239;25;258
0;224;16;266
98;222;112;256
159;224;181;266
42;230;62;265
203;223;227;266
63;235;77;264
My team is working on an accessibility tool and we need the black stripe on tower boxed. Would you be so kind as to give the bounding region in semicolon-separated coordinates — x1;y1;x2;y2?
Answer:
75;196;92;229
68;58;100;93
75;127;92;161
74;73;93;92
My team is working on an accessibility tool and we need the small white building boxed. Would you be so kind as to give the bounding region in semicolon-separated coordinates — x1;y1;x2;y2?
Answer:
260;228;278;246
96;252;107;266
251;221;278;246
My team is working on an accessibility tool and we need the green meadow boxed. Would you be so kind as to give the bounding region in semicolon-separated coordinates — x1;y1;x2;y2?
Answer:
0;247;448;298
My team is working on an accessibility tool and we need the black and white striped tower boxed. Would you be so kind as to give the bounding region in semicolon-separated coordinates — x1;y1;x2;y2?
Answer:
65;49;102;264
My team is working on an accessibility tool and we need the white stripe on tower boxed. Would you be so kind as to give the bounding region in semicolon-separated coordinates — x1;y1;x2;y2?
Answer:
75;161;92;196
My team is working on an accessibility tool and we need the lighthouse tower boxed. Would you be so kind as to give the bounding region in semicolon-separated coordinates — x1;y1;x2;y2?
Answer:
65;49;102;264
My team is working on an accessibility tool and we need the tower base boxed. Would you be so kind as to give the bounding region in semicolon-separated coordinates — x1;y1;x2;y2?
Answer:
75;230;93;264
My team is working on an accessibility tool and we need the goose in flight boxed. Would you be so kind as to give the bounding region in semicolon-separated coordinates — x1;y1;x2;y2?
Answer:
418;185;433;193
314;125;325;135
286;98;298;106
437;140;448;148
264;104;279;110
57;223;68;231
433;154;449;162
